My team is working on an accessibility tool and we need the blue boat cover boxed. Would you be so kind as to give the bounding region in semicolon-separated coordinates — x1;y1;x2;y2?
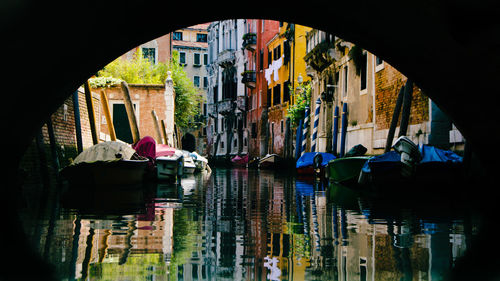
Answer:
361;145;463;174
419;145;462;164
296;152;336;169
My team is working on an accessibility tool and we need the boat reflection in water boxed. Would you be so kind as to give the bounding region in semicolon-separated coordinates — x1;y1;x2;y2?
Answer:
28;168;476;280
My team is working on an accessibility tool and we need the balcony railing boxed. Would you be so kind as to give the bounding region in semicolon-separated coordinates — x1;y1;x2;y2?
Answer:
241;70;256;88
218;99;234;115
217;49;235;68
236;96;246;111
242;33;257;51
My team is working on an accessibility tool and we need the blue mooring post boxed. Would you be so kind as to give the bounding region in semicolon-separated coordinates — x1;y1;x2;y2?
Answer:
332;105;339;156
295;119;303;159
72;90;83;154
339;103;348;157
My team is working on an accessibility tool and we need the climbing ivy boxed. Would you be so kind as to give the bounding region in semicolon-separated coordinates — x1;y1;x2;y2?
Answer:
286;82;312;127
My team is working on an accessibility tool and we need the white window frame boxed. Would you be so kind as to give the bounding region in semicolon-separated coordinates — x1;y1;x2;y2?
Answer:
375;55;385;72
360;50;368;96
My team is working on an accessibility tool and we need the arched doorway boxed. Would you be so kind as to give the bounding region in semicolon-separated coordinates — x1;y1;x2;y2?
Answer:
181;132;196;152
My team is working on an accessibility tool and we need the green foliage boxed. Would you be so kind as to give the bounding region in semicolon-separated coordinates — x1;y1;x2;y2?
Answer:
348;44;363;75
286;82;312;127
94;49;204;129
88;76;122;88
97;48;168;84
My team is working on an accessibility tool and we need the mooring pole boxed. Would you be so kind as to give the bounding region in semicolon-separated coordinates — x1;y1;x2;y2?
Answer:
385;85;405;152
398;79;413;137
120;81;140;144
151;109;163;144
100;89;116;141
84;81;99;145
72;90;83;153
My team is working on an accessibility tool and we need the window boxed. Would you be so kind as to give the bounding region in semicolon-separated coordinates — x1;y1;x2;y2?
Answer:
283;81;290;103
203;77;208;88
268;50;272;66
194;53;201;66
179;52;186;64
259;50;264;70
194;76;200;87
251;123;257;138
196;33;207;42
360;52;367;92
273;84;281;105
273;45;281;60
375;55;384;72
343;65;348;97
280;120;284;133
173;32;183;40
204;53;208;65
142;47;156;64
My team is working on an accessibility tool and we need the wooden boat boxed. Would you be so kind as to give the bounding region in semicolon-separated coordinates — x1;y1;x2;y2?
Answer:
327;156;371;184
258;154;281;169
156;150;184;182
296;152;336;176
60;141;148;186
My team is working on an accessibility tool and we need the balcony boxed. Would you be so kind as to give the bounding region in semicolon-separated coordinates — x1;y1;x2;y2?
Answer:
218;99;234;115
236;96;246;111
217;49;235;68
242;33;257;51
241;70;256;88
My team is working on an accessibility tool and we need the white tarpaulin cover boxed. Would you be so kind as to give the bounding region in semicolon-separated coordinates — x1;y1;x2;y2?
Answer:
72;141;136;165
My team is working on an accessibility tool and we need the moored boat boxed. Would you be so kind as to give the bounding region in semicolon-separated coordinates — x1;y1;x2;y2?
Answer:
156;150;184;182
296;152;336;176
358;137;463;186
182;150;197;174
190;151;209;172
231;154;249;167
60;141;149;186
328;156;371;184
258;154;281;169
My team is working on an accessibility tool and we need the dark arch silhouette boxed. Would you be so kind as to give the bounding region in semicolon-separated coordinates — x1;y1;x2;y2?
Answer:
2;1;499;280
181;132;196;152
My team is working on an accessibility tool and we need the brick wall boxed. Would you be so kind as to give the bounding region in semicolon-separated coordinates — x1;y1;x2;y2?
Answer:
375;63;429;131
96;84;167;143
20;84;168;184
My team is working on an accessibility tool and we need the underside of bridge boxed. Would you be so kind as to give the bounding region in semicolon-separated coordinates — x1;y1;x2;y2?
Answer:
1;0;499;280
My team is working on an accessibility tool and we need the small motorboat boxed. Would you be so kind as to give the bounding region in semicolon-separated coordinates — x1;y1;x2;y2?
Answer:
156;150;184;182
328;156;371;184
182;150;197;174
60;141;149;186
327;144;370;184
296;152;336;176
258;154;281;169
189;151;208;172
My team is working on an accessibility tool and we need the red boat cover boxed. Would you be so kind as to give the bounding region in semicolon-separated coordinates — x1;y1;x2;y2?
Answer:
156;144;176;157
132;136;156;159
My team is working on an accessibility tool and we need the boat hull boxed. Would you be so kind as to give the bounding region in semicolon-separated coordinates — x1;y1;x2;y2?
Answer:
61;159;149;186
157;155;183;181
328;156;371;184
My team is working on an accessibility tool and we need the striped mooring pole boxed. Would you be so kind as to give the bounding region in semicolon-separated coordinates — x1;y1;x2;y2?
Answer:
332;105;339;156
310;97;322;153
301;106;310;157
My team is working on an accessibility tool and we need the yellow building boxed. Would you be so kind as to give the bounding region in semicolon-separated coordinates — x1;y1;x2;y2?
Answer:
265;23;311;157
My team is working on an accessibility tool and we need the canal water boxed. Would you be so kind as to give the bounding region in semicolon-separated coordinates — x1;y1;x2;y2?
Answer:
17;168;483;280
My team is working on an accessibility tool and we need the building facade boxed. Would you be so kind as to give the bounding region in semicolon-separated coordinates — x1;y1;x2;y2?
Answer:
206;20;248;160
172;23;210;153
303;29;464;156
